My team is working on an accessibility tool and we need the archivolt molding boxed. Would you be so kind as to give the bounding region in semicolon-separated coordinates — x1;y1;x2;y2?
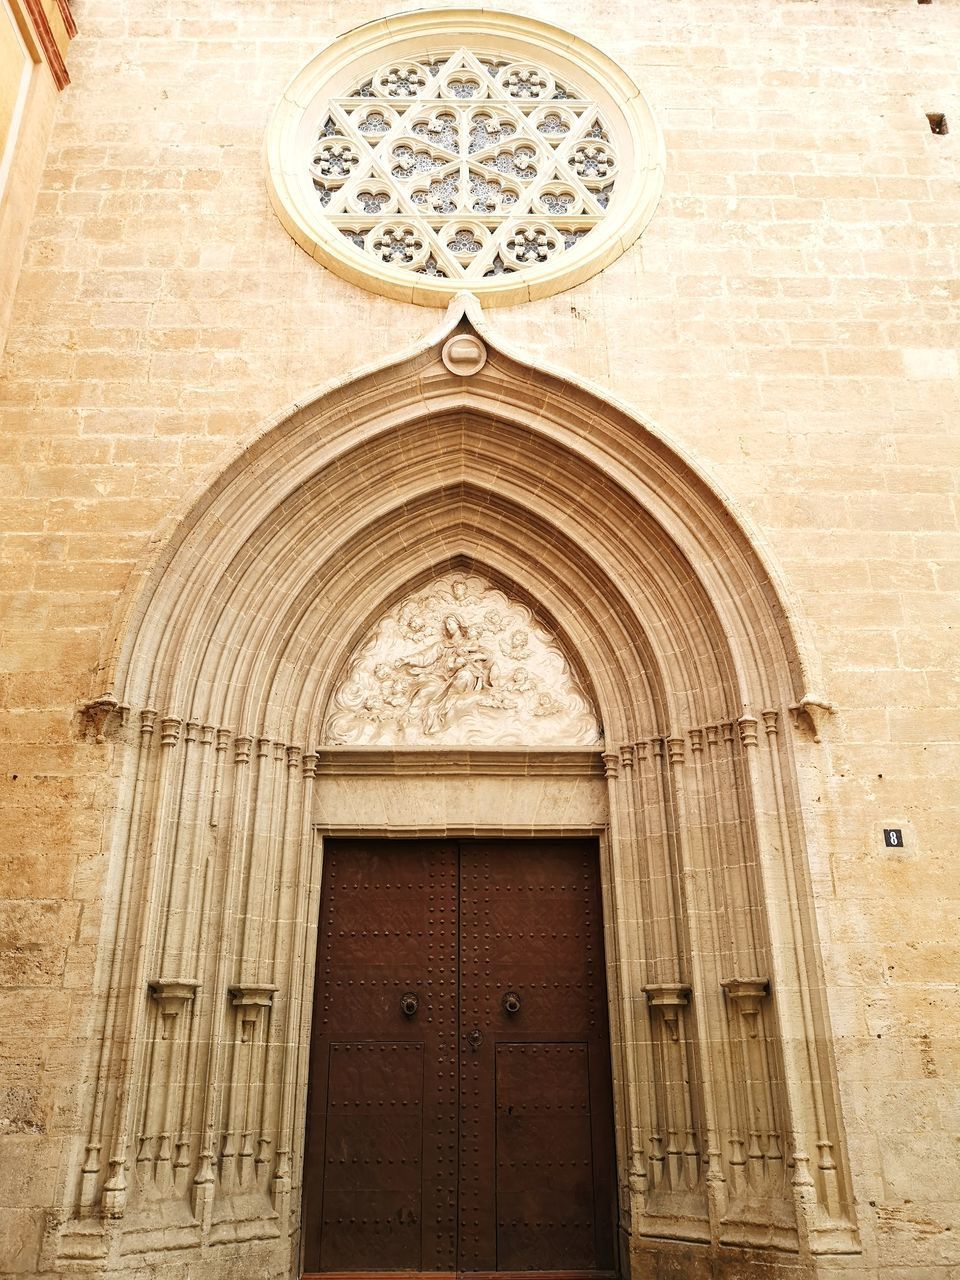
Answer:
64;296;856;1276
93;294;821;739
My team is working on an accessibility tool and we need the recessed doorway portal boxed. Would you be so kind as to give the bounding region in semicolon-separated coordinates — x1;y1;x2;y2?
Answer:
301;837;617;1278
66;303;858;1277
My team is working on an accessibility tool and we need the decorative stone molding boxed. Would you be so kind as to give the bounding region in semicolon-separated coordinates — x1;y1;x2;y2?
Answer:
601;750;620;779
159;715;182;748
642;982;691;1042
147;978;199;1040
737;714;759;749
312;747;604;777
721;976;770;1036
229;983;279;1043
78;694;128;744
788;696;835;743
265;10;664;306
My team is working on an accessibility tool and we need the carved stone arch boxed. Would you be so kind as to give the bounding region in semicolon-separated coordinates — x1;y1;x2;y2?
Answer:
172;480;663;745
64;296;856;1279
293;551;628;741
237;489;671;746
96;298;821;722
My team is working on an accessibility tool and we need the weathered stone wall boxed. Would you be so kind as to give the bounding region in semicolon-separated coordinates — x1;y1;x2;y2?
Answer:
0;0;958;1276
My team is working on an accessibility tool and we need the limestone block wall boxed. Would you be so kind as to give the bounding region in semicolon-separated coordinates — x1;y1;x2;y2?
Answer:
0;1;958;1277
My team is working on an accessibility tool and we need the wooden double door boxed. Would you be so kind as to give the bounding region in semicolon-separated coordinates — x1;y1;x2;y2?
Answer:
302;838;617;1278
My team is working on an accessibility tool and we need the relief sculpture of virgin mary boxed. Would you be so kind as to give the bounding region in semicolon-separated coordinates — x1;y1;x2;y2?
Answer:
324;573;602;747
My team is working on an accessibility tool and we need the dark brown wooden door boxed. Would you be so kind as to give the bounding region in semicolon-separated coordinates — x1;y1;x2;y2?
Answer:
457;842;615;1274
302;838;616;1278
302;842;460;1272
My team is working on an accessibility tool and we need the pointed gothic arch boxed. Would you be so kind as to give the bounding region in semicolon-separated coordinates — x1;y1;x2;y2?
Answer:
64;297;858;1278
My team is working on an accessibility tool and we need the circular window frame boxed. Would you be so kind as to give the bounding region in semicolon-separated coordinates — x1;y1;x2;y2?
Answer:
265;9;665;308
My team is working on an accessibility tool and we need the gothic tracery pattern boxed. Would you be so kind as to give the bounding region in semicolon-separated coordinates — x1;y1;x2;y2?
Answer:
309;49;617;282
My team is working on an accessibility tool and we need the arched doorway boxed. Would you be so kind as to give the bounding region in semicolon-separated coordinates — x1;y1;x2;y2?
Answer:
62;297;858;1279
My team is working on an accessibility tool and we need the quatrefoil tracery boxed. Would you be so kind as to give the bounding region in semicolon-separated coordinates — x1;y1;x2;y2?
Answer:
310;48;618;281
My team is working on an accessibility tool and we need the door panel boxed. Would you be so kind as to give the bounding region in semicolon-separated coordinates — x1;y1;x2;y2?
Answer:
496;1044;596;1271
458;840;615;1274
320;1042;424;1270
302;841;460;1273
303;838;616;1277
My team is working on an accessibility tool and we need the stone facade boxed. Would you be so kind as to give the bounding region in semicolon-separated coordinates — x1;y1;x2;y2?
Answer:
0;3;958;1279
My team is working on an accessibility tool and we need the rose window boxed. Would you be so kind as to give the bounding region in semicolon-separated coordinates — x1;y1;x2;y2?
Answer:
266;13;664;305
304;50;617;286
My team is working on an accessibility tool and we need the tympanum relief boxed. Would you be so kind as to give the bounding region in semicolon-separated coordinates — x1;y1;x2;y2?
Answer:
324;573;601;746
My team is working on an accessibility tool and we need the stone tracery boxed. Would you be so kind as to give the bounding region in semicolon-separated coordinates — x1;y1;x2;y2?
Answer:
309;48;617;283
266;11;665;306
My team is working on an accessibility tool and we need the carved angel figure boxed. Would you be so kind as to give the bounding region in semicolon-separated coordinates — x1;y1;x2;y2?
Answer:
500;628;531;660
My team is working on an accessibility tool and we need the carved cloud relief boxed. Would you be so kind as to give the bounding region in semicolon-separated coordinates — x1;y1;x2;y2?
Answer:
324;573;602;746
